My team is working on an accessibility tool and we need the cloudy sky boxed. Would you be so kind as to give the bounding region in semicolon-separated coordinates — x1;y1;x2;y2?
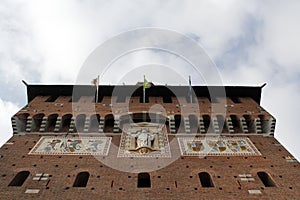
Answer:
0;0;299;160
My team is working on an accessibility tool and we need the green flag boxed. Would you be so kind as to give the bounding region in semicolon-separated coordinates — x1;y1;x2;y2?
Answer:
143;76;151;89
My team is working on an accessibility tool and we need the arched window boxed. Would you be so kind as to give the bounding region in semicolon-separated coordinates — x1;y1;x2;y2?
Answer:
198;172;214;187
257;172;276;187
73;172;90;187
8;171;30;186
137;173;151;188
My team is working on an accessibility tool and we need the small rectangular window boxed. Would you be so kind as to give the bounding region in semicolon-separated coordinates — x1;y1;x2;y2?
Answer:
45;95;59;102
8;171;30;186
138;173;151;188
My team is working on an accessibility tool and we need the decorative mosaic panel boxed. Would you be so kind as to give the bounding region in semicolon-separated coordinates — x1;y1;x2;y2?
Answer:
178;137;261;156
29;136;111;156
118;123;171;158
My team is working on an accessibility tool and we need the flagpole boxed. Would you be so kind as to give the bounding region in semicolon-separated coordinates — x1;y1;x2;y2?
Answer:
96;75;99;103
189;75;192;103
143;75;146;103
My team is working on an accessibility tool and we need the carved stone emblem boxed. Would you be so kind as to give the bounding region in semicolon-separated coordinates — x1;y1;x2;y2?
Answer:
117;122;171;158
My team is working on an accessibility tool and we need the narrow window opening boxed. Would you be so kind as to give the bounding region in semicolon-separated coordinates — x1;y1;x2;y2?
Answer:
45;95;59;102
138;173;151;188
230;96;241;103
73;172;89;187
198;172;214;188
163;96;172;103
8;171;30;186
257;172;276;187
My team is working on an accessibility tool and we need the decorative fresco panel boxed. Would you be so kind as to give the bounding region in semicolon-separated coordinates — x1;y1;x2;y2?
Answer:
178;137;261;156
29;136;111;155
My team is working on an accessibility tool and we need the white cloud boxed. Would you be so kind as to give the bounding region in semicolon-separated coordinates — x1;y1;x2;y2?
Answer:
0;0;299;160
0;98;19;147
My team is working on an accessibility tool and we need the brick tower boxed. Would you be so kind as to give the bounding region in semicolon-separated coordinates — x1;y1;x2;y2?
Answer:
0;83;299;199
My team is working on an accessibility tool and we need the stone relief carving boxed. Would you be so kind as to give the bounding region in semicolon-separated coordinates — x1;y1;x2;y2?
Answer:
117;122;171;158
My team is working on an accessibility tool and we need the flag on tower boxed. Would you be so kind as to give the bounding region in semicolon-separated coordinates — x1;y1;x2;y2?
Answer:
143;76;151;89
91;78;98;87
91;76;99;103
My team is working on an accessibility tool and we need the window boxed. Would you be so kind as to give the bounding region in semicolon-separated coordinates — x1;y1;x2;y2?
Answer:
73;172;89;187
198;172;214;187
137;173;151;188
257;172;276;187
45;95;59;102
8;171;30;186
163;96;172;103
230;96;241;103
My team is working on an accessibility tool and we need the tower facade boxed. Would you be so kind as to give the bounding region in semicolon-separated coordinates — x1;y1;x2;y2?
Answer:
0;84;299;199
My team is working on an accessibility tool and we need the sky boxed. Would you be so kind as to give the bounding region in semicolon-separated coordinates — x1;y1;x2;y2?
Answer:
0;0;299;160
